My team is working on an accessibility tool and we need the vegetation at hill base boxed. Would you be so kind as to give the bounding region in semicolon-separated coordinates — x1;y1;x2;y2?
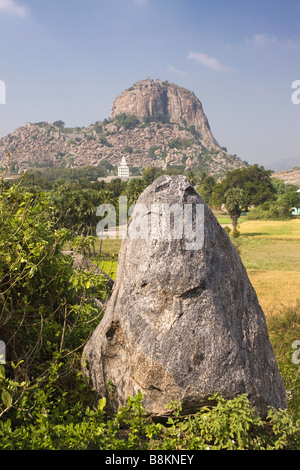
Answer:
0;161;300;450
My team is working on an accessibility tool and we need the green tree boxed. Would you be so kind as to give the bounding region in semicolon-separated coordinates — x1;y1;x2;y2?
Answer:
195;172;216;204
169;137;193;150
11;170;50;193
283;188;300;208
186;170;200;187
142;167;164;186
52;120;65;129
115;113;140;130
125;178;146;206
212;164;275;210
106;178;127;198
224;188;244;232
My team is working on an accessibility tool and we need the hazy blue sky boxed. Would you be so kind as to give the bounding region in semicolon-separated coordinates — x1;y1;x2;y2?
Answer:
1;0;300;169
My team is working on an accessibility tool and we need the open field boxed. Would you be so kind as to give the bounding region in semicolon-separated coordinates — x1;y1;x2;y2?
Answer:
213;211;248;226
247;270;300;316
239;219;300;239
238;219;300;316
95;218;300;318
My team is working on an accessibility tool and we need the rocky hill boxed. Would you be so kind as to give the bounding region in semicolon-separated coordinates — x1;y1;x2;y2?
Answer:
0;78;246;177
272;166;300;187
111;77;220;150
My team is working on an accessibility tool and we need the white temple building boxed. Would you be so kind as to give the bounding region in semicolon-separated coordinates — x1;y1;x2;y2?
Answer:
118;156;130;179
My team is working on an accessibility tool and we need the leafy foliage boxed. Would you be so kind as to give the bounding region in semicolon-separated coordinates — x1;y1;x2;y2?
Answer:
143;113;170;124
212;164;276;209
246;200;293;220
169;137;193;150
0;380;299;450
114;113;140;130
1;166;300;450
224;188;245;232
52;120;65;129
0;179;108;404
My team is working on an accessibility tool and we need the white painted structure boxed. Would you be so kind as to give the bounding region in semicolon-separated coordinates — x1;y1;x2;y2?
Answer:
118;156;130;179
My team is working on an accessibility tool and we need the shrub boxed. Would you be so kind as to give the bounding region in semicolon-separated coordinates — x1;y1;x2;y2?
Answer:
247;201;292;220
0;180;108;401
115;113;140;130
143;113;170;124
0;383;299;450
52;120;65;129
99;135;112;147
232;228;240;238
169;137;193;150
0;177;299;450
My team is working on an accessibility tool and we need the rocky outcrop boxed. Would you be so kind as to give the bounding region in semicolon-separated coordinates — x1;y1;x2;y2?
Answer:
0;79;247;176
273;166;300;186
111;78;220;149
82;175;287;418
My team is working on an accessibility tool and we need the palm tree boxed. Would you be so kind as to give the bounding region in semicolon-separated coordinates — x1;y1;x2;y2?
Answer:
186;170;199;187
196;173;216;204
225;188;244;232
126;178;146;206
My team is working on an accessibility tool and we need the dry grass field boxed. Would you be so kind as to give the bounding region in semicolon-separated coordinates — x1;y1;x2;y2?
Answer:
238;219;300;317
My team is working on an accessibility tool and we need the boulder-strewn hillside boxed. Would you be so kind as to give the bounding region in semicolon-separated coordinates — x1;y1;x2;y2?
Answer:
272;167;300;187
0;78;247;177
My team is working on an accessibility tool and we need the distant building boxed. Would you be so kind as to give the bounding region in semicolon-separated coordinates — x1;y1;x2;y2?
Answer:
118;156;130;179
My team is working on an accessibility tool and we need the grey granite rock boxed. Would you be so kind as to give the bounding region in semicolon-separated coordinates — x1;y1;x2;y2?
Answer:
82;175;287;417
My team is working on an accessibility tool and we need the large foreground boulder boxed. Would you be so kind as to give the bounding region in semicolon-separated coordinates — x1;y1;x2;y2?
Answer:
82;175;287;417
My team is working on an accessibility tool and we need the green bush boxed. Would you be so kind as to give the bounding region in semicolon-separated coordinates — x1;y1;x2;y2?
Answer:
0;380;299;450
0;179;108;401
268;303;300;417
232;228;241;238
246;201;292;220
169;137;193;150
115;113;140;130
143;113;170;124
